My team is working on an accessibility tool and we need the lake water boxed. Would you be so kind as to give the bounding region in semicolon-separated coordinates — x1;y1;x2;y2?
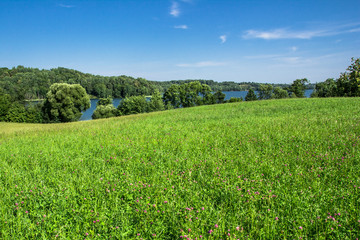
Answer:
80;89;314;121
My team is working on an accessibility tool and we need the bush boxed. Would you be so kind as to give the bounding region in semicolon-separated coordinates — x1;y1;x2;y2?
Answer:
92;104;119;119
118;95;148;115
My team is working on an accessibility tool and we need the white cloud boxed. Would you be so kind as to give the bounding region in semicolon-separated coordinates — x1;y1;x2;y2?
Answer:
176;61;227;67
170;2;180;17
243;29;328;40
219;35;227;43
290;46;298;52
349;28;360;33
174;25;188;29
243;23;360;40
57;3;75;8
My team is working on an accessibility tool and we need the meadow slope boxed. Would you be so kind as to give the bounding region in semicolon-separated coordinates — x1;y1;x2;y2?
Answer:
0;98;359;239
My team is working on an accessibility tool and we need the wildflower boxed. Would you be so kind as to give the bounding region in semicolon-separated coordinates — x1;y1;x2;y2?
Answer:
215;224;219;228
299;226;303;230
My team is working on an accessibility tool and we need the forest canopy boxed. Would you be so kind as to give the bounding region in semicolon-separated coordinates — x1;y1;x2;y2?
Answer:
0;66;312;101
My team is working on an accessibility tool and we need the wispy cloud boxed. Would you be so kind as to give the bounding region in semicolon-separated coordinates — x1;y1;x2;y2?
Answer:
290;46;298;52
57;3;75;8
219;35;227;43
174;25;188;29
170;2;180;17
349;28;360;33
243;23;360;40
243;28;328;40
176;61;227;67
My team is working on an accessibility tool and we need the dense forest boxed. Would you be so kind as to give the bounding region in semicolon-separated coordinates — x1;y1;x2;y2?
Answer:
0;66;315;102
0;66;156;101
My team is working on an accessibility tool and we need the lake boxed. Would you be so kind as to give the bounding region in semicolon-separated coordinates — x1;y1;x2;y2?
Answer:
80;89;314;121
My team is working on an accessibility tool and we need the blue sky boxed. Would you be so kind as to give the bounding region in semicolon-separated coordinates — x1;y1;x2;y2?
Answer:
1;0;359;83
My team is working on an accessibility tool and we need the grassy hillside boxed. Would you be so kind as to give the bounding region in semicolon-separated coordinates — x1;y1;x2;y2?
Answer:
0;98;359;239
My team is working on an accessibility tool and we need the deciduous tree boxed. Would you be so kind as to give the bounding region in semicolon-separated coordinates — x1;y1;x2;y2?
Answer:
245;89;258;101
42;83;90;122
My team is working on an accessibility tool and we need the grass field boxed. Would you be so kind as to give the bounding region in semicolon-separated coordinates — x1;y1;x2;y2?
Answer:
0;98;359;239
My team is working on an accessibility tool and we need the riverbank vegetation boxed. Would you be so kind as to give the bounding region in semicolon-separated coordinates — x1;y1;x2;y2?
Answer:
0;98;359;239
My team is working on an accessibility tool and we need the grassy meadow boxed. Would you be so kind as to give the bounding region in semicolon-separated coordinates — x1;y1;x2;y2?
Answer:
0;98;359;239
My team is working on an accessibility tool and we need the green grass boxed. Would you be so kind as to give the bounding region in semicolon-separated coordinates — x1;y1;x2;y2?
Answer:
0;98;359;239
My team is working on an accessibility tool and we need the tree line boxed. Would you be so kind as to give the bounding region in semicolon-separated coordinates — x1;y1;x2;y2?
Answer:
311;58;360;97
152;79;307;92
0;57;358;123
0;65;307;103
0;66;156;101
92;82;242;120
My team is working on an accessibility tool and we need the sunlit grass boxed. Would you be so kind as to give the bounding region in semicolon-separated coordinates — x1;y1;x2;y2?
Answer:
0;98;359;239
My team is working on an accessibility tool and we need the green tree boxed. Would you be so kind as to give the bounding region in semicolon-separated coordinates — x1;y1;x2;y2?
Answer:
92;104;119;119
24;104;43;123
163;85;181;108
148;89;165;112
228;97;242;103
336;57;360;97
245;89;258;101
348;57;360;96
313;78;337;97
213;90;225;104
97;97;113;106
200;84;213;105
179;81;203;107
118;95;148;115
203;93;216;105
6;102;27;123
42;83;90;122
0;92;12;121
258;84;273;100
273;87;288;99
288;78;309;98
